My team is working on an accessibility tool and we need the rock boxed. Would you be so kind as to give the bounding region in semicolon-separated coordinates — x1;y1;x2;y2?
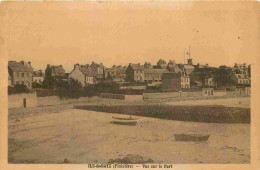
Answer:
108;154;154;164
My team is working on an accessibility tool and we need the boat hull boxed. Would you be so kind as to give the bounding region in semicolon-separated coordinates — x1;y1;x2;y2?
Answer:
111;116;138;126
174;134;210;142
111;120;137;126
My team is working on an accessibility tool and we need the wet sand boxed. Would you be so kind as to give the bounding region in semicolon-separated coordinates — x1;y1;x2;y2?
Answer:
8;109;250;164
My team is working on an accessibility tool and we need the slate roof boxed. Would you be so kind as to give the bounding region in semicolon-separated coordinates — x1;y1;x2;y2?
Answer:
183;64;195;70
129;63;144;71
8;61;33;72
167;65;181;73
168;60;176;65
75;64;93;76
33;70;44;77
49;65;65;72
235;74;248;79
90;62;105;69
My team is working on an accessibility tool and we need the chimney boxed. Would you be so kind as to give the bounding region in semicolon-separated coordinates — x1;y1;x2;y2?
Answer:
60;65;62;67
74;64;79;69
47;64;50;67
20;61;25;65
28;62;31;65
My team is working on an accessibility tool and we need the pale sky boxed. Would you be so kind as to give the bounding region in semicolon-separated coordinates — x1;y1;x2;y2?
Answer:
0;1;259;72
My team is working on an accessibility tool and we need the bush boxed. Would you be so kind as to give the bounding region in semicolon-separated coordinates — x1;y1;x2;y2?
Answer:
82;84;98;97
8;84;30;95
94;81;120;94
32;82;43;89
57;79;82;99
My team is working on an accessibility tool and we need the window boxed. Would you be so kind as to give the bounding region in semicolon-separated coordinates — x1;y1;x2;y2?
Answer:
27;73;29;77
16;72;19;77
22;73;24;77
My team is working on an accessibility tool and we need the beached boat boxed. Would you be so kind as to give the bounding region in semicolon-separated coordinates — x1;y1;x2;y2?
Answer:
174;133;210;142
111;116;138;126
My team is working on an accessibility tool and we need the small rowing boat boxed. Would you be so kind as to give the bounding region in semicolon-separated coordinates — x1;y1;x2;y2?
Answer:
111;115;138;126
174;133;210;142
112;116;139;120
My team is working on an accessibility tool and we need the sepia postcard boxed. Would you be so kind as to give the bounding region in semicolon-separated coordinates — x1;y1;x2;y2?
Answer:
0;1;260;170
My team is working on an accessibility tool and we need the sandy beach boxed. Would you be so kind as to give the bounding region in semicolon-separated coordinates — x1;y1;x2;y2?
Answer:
9;108;250;164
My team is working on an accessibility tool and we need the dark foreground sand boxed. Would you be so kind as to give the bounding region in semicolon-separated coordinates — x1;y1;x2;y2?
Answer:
8;109;250;164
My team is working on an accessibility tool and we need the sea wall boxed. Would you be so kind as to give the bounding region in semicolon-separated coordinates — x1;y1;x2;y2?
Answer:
8;92;37;109
74;105;250;124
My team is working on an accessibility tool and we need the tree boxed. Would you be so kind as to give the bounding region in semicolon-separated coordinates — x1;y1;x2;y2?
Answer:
42;68;55;89
56;79;82;100
32;82;43;89
213;65;235;86
248;65;251;78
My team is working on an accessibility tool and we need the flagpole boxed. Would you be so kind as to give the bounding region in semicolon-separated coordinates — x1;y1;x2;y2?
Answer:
189;45;191;59
184;49;185;64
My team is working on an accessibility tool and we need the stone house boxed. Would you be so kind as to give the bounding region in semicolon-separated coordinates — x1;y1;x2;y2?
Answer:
105;65;126;83
144;69;169;83
45;64;65;79
167;64;181;73
178;64;194;75
89;62;105;82
69;64;94;86
162;72;190;92
33;70;45;84
233;63;248;76
154;59;167;69
144;62;153;69
232;73;250;85
167;60;176;68
8;61;33;89
126;63;144;82
181;71;190;88
161;73;181;92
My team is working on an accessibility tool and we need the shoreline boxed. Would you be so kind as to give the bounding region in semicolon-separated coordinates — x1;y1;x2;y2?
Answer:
8;97;250;121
